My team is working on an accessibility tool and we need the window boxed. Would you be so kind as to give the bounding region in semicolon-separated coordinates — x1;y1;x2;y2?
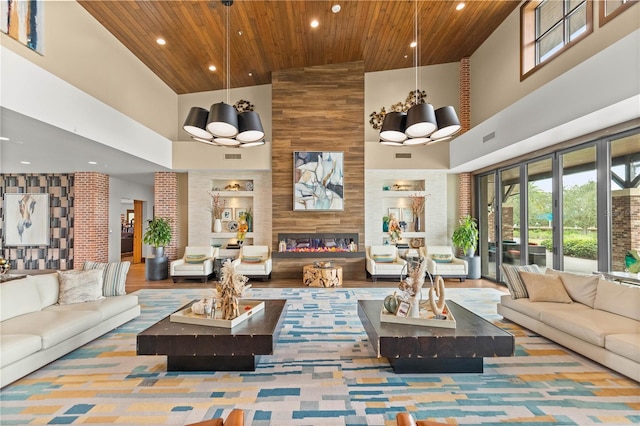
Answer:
599;0;638;26
521;0;593;79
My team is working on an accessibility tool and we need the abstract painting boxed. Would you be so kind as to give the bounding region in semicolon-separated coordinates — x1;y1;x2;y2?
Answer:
3;193;49;246
293;151;344;211
1;0;44;54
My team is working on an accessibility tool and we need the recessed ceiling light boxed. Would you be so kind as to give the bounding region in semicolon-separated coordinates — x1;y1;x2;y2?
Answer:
310;20;319;28
456;3;465;11
88;161;98;165
0;136;9;141
248;72;253;76
20;161;31;165
331;4;341;13
238;30;243;36
209;65;217;71
404;54;409;59
410;41;417;48
156;38;166;45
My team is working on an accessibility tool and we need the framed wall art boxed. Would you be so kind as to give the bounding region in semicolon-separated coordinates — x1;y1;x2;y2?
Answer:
3;193;49;246
293;151;344;211
1;1;44;54
221;208;233;221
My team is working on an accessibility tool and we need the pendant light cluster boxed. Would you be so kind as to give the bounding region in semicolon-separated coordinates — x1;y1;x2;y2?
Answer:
379;0;461;147
183;0;266;148
379;104;461;146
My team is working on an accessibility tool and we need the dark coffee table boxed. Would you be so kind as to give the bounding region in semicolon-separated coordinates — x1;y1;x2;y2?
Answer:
358;299;514;373
137;299;287;371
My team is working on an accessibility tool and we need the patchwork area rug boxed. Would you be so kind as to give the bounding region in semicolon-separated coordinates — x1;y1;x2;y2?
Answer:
1;287;638;425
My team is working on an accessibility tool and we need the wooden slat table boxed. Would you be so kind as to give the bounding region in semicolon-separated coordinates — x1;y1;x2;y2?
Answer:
302;264;342;287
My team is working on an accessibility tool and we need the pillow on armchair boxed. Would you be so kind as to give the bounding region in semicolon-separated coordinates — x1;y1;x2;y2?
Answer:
431;253;453;263
185;254;207;264
373;255;395;263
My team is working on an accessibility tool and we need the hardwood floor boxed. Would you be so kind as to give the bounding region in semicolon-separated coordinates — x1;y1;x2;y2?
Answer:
125;262;508;293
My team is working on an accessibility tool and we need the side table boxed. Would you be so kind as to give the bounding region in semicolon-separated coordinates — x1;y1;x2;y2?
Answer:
460;255;480;279
146;256;168;281
303;264;342;287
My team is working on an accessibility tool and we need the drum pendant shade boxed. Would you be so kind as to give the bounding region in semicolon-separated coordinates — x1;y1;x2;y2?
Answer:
405;103;437;138
206;102;239;138
380;112;407;142
213;137;241;146
431;106;461;140
237;111;265;143
403;136;430;145
240;140;266;148
183;107;212;139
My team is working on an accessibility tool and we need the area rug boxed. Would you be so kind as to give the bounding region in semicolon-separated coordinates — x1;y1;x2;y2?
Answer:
0;287;638;425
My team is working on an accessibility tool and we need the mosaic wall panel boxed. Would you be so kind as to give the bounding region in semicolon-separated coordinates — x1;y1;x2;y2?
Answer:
0;174;74;270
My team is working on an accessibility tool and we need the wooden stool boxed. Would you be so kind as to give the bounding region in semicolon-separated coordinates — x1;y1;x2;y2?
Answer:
303;264;342;287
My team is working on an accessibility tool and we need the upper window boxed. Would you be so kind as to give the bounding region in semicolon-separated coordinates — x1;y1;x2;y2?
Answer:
599;0;638;26
521;0;593;79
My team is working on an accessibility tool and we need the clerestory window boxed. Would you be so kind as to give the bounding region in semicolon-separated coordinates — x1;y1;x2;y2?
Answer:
521;0;593;80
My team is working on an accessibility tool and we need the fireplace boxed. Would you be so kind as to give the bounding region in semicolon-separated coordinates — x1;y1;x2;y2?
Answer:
273;233;360;258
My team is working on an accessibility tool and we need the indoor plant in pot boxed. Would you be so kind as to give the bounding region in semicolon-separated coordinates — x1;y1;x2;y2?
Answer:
451;215;479;256
143;217;172;258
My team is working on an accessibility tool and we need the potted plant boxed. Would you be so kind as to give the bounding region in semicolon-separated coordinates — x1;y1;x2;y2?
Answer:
143;217;172;258
452;215;479;256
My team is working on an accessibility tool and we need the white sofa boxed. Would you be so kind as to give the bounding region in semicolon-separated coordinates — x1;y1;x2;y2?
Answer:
231;245;272;281
365;245;407;281
170;246;219;282
497;266;640;382
421;246;468;281
0;272;140;388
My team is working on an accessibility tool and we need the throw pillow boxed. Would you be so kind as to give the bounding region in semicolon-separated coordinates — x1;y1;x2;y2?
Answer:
242;256;263;264
57;269;104;305
500;264;541;299
83;261;130;297
432;254;453;263
373;255;394;263
545;268;600;307
519;271;573;303
185;254;207;264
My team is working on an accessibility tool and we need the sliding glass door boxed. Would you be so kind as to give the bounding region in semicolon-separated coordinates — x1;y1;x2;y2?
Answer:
478;173;497;280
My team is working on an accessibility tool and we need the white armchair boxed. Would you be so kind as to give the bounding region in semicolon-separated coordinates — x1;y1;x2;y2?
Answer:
365;245;407;282
231;245;272;281
421;245;468;282
170;246;218;283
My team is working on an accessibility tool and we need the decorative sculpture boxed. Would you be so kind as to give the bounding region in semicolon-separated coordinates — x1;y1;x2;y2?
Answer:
428;275;447;317
397;258;427;317
218;259;248;320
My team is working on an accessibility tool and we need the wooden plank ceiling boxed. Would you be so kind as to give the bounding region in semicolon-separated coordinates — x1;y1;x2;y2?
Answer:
78;0;518;95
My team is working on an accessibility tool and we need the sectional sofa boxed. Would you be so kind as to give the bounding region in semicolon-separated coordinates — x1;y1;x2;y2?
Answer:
0;269;140;388
497;266;639;382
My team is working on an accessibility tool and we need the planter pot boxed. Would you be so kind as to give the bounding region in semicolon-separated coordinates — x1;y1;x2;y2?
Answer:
383;222;389;232
213;218;222;233
465;247;475;257
154;246;165;258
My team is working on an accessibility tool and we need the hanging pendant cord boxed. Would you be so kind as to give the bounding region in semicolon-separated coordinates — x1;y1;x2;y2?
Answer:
226;3;230;105
414;0;419;104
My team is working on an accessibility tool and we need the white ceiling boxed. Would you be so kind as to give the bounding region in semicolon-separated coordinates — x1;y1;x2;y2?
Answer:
0;108;166;186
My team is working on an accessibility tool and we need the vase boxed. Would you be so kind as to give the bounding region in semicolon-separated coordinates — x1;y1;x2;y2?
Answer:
409;295;421;318
213;218;222;233
414;216;421;232
383;222;389;232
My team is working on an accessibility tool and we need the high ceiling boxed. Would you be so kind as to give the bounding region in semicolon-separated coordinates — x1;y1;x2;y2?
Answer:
77;0;519;95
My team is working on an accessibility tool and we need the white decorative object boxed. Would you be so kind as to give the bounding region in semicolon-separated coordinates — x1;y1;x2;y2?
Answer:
213;218;222;233
428;275;447;316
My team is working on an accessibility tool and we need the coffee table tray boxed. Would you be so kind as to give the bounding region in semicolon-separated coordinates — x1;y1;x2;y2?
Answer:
380;301;456;329
170;300;265;328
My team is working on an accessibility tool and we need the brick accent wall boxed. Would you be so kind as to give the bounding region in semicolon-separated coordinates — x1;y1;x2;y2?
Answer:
0;173;74;270
457;58;472;223
154;172;178;261
74;172;109;268
459;57;471;134
458;172;472;220
612;189;640;271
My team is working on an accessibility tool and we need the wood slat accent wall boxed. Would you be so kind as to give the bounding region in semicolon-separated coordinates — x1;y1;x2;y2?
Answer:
271;61;365;255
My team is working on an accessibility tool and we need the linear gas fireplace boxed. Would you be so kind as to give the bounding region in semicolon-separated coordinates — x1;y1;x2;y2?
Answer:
274;233;361;258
